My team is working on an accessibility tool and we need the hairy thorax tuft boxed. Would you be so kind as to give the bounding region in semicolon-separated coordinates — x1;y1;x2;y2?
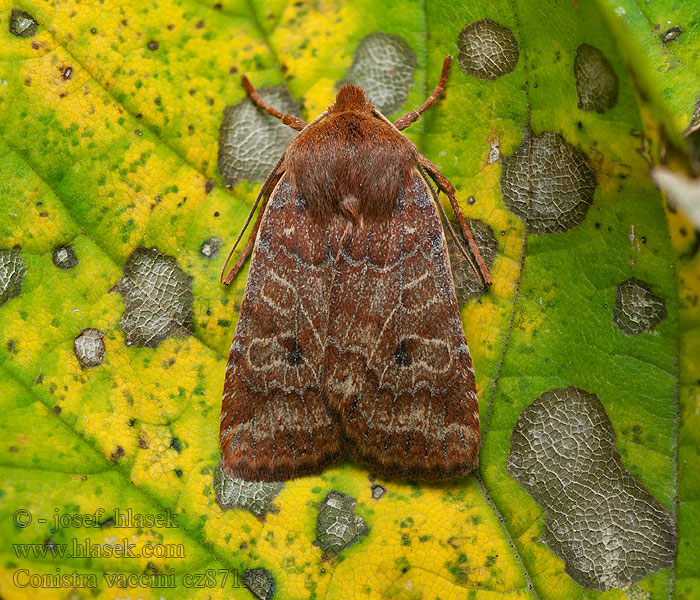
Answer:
284;110;419;225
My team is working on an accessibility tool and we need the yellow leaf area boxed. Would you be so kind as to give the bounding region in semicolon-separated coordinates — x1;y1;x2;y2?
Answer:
200;468;530;599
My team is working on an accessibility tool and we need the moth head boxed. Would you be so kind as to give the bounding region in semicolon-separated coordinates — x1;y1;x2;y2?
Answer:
330;83;373;114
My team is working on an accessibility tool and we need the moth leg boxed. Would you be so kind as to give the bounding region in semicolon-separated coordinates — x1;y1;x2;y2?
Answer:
221;155;286;284
417;164;481;281
241;75;307;131
393;56;452;131
418;155;492;286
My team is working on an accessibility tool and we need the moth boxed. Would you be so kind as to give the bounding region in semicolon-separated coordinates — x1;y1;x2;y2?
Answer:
220;57;491;482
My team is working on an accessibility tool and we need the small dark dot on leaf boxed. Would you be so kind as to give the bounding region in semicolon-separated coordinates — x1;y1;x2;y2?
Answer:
662;27;682;44
147;40;159;51
110;446;125;462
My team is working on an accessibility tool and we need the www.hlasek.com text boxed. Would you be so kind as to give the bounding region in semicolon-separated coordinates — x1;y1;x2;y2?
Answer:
14;538;185;560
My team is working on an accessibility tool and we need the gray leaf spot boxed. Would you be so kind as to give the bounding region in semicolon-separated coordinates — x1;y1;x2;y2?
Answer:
0;248;26;306
507;386;676;590
73;328;106;368
446;218;497;305
52;246;78;270
218;87;301;187
574;44;618;113
613;277;666;335
342;32;416;115
214;462;284;518
117;247;193;348
457;19;519;81
315;491;368;556
501;130;596;234
199;237;223;259
371;484;386;499
243;568;275;600
10;9;38;37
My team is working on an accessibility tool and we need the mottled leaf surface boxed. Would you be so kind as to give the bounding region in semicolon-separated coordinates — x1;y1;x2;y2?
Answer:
593;0;700;141
0;0;696;598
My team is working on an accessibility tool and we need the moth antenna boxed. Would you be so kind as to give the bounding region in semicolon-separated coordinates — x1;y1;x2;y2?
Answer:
221;208;264;285
305;109;330;128
418;165;481;281
240;74;307;132
393;56;452;131
220;154;286;285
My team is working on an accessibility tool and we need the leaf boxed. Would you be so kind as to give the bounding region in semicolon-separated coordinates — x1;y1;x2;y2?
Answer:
592;0;700;142
0;0;696;599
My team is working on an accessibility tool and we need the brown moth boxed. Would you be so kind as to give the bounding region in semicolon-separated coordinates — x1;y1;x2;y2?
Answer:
220;57;491;482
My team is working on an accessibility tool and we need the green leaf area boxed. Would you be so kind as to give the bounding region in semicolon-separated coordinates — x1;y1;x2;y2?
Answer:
0;0;698;599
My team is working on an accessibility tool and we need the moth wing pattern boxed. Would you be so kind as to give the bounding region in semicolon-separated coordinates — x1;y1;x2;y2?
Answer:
220;177;343;481
323;172;480;480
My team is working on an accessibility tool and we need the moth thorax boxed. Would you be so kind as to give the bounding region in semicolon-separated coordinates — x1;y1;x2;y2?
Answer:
285;109;419;225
